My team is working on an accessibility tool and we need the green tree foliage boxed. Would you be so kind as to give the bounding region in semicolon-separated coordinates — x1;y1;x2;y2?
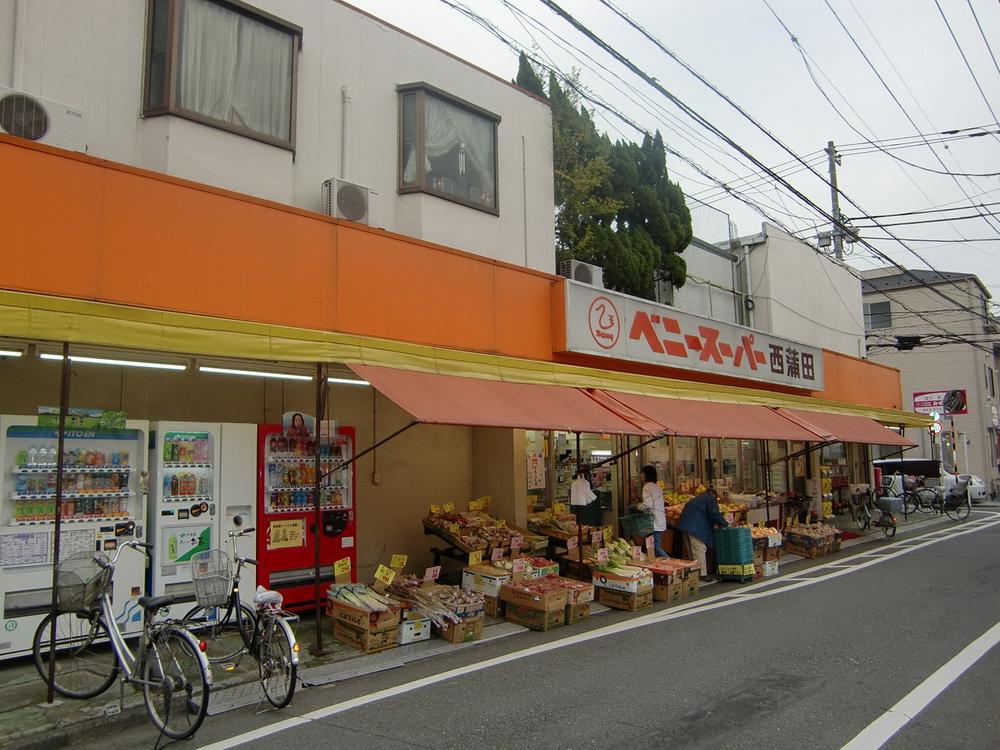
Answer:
515;54;691;299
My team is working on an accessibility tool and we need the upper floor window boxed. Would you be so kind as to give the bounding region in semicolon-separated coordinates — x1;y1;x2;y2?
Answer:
144;0;301;149
398;84;500;214
863;301;891;330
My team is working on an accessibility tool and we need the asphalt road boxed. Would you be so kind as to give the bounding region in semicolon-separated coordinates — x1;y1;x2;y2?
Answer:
66;511;1000;750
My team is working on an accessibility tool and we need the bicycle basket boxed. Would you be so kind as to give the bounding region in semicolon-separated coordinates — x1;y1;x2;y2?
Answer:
55;553;111;612
190;549;232;608
876;496;903;515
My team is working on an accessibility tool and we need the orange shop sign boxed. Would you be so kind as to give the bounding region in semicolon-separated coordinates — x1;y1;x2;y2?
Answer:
560;281;824;391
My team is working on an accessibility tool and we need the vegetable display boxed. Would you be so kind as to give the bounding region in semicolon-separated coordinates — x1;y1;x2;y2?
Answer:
327;583;396;612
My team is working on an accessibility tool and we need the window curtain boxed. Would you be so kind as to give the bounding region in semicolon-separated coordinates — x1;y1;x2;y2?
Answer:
177;0;292;141
423;95;494;184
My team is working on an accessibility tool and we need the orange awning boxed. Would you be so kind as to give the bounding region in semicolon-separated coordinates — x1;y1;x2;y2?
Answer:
350;365;655;434
773;408;916;447
589;390;822;441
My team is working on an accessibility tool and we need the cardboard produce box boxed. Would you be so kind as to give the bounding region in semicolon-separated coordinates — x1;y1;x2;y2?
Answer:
328;599;401;631
598;587;653;611
435;615;484;644
564;601;591;625
592;569;653;594
500;582;568;613
484;595;505;619
397;618;431;645
334;620;398;654
539;575;595;605
506;603;564;631
462;565;511;597
653;581;682;603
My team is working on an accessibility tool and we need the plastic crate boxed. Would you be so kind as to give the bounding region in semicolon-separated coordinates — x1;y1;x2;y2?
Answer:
713;527;753;565
618;513;654;536
876;497;903;515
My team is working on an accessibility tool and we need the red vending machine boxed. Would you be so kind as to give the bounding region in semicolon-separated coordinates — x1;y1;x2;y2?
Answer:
256;419;356;610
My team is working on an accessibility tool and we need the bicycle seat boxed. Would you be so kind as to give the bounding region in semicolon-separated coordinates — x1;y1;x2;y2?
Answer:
253;587;283;606
138;594;175;613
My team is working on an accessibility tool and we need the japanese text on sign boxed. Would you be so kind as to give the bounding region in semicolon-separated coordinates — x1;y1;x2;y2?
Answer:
390;554;408;569
374;564;396;586
468;549;484;566
562;282;823;390
334;557;352;576
424;565;441;581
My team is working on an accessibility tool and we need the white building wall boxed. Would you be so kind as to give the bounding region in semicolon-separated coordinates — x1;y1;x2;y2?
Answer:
0;0;555;272
672;240;739;324
744;224;865;357
863;276;997;486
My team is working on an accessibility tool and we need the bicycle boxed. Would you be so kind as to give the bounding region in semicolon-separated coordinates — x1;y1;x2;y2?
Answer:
32;540;211;740
182;522;299;709
854;488;897;539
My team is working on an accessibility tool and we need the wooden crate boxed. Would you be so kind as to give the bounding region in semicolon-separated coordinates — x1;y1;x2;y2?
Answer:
598;587;653;612
333;620;398;654
564;602;591;625
505;603;564;631
784;541;830;559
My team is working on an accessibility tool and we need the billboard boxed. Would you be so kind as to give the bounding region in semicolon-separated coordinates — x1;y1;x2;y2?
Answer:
912;389;968;416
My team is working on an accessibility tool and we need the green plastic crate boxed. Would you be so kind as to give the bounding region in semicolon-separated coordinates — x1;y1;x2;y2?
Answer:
618;513;654;536
713;527;753;565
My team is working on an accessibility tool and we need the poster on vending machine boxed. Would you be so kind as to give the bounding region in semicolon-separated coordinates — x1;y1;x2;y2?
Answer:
162;525;212;564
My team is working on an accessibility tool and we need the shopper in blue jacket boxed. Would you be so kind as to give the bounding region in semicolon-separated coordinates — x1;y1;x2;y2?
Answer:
678;487;729;582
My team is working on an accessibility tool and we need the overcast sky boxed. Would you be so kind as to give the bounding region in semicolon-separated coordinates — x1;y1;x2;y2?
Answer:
348;0;1000;316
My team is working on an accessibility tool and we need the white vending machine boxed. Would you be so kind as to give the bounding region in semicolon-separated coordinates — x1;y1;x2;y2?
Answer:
147;422;256;616
0;416;149;659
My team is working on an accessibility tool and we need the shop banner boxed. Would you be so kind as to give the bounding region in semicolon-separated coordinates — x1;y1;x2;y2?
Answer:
526;451;545;490
560;281;824;390
912;389;967;415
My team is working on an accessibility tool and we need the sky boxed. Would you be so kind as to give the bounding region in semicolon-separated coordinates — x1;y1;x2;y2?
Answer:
346;0;1000;314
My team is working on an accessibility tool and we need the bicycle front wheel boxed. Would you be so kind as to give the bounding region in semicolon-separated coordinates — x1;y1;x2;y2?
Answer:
901;492;919;516
915;489;936;513
855;505;869;531
881;515;897;539
946;499;971;522
182;602;255;663
32;611;118;699
258;616;297;709
141;627;209;740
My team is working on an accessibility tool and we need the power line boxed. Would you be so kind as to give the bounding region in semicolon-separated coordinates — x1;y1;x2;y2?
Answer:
964;0;1000;82
852;210;1000;229
933;0;1000;146
851;200;1000;220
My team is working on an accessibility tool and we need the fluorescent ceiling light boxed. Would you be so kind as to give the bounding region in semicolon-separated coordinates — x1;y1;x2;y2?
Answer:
0;349;22;357
40;353;186;371
199;365;312;381
327;376;370;386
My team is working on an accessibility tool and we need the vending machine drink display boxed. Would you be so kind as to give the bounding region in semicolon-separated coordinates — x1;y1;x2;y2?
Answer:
257;420;356;610
147;422;221;617
0;415;148;659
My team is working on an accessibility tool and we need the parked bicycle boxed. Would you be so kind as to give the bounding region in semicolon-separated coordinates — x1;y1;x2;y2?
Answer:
182;521;299;708
32;540;211;740
855;487;897;539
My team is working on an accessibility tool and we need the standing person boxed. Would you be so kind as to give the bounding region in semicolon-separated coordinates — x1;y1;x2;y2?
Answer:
639;465;670;558
678;487;729;582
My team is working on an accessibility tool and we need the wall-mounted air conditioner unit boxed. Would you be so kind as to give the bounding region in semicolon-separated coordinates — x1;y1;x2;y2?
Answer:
559;259;604;288
0;86;86;152
321;178;379;226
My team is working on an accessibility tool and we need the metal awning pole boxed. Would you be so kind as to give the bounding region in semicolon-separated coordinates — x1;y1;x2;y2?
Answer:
45;342;71;705
312;363;328;657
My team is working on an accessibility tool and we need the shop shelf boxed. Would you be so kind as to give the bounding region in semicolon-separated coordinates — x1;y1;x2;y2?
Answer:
13;465;134;474
162;461;212;469
11;490;133;500
163;494;213;503
14;515;132;526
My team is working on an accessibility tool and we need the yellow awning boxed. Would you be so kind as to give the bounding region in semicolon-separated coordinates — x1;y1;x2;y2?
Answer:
0;289;929;427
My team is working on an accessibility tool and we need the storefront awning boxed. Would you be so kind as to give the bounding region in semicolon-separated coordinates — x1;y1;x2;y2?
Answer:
773;408;916;447
350;365;655;434
588;390;824;441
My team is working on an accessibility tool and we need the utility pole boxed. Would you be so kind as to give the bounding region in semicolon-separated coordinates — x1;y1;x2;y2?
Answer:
826;140;844;261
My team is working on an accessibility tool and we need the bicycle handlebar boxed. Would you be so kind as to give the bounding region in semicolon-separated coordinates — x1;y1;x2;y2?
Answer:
229;527;255;537
103;538;153;567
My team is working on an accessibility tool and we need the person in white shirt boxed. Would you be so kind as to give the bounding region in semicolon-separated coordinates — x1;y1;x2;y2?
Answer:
639;465;670;557
570;471;597;508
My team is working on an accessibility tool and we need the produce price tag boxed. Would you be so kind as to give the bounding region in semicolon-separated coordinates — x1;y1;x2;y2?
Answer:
645;535;655;550
390;554;408;569
490;547;504;562
423;565;441;582
477;495;491;509
632;546;643;561
566;536;578;550
602;526;613;543
591;530;603;547
552;502;567;514
512;558;526;573
468;549;484;566
373;564;395;586
597;547;609;563
496;519;506;528
334;557;352;576
510;535;524;549
468;498;485;511
443;502;455;513
448;523;461;535
429;504;441;515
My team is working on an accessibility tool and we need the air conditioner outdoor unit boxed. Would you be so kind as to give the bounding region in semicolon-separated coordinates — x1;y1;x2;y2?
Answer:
558;259;604;288
321;178;378;226
0;86;86;152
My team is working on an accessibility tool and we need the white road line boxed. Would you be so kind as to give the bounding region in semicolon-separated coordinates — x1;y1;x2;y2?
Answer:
840;620;1000;750
197;517;1000;750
